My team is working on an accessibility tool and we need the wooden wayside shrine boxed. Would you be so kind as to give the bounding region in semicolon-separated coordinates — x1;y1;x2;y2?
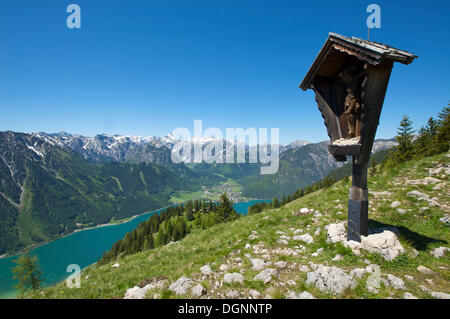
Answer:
300;33;417;242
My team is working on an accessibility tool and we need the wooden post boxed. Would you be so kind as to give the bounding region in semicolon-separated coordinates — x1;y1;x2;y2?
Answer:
347;157;368;242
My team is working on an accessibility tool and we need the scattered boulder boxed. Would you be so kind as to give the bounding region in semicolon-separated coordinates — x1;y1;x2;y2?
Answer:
223;272;245;284
403;292;418;299
298;265;309;272
311;248;323;257
404;275;414;281
219;264;229;272
169;276;194;295
326;223;346;244
298;291;316;299
386;274;406;290
274;261;287;269
293;234;314;245
430;291;450;299
299;208;310;214
350;268;366;279
431;247;450;258
254;268;279;284
306;265;357;295
417;265;436;275
191;284;206;298
358;230;405;261
250;258;272;271
390;201;401;208
286;291;316;299
407;190;429;200
124;285;153;299
440;214;450;225
249;289;261;299
200;264;213;276
226;290;240;299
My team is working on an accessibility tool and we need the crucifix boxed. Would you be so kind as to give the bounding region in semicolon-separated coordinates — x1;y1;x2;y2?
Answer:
300;33;417;242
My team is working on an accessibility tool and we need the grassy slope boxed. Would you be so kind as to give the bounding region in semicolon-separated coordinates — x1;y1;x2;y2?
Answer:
34;153;449;299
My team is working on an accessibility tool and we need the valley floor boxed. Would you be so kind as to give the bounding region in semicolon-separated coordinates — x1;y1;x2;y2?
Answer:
32;153;450;299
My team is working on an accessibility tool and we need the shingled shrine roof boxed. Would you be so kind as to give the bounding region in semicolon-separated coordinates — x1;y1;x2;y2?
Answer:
300;33;418;91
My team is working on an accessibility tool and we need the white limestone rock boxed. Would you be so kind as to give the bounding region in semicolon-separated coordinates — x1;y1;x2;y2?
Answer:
360;231;405;261
386;274;406;290
431;246;450;258
124;284;154;299
250;258;272;271
191;284;206;298
326;223;346;244
254;268;279;284
169;276;194;296
430;291;450;299
306;265;357;295
293;234;314;245
417;265;436;275
200;264;213;276
223;272;245;284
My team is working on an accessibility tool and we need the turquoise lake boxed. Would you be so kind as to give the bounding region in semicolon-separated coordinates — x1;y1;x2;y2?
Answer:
0;200;268;298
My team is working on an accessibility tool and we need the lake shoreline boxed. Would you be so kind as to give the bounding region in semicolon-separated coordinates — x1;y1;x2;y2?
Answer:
0;203;177;260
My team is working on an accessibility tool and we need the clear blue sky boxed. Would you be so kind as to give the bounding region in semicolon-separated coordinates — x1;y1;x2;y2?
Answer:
0;0;449;144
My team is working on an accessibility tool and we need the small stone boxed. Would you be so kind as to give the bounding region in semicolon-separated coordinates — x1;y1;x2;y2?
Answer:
226;290;240;299
419;285;429;292
391;201;401;208
250;258;272;271
274;261;287;269
293;234;314;245
350;268;366;279
332;254;343;261
299;208;310;214
430;291;450;299
249;289;261;299
431;246;450;258
417;265;436;275
169;276;194;295
326;223;346;244
277;239;288;245
386;274;406;290
124;284;153;299
306;265;357;295
254;269;279;284
298;265;309;272
404;275;414;281
298;291;316;299
287;280;296;286
219;264;229;272
112;263;120;268
403;292;418;299
200;264;213;276
314;228;321;236
223;272;245;284
245;243;252;249
439;214;450;225
191;284;206;298
410;249;419;258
